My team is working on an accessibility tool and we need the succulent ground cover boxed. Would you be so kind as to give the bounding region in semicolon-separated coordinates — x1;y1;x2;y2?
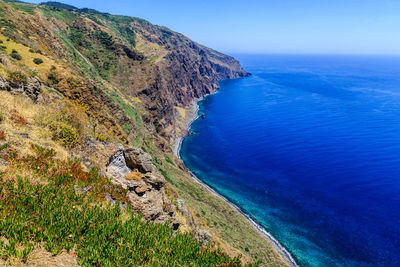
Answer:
0;140;241;266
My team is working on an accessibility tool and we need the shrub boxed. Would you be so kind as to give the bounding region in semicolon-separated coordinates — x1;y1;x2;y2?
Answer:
7;71;28;86
10;109;28;126
33;58;43;65
95;133;108;142
0;45;6;50
0;131;6;141
0;40;3;44
47;72;59;84
50;65;57;71
10;49;21;60
0;112;5;123
50;121;80;148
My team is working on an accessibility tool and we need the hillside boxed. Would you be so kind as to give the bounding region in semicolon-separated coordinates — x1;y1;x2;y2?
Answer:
0;1;287;266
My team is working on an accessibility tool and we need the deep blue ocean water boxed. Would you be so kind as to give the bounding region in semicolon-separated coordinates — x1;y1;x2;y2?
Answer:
180;55;400;267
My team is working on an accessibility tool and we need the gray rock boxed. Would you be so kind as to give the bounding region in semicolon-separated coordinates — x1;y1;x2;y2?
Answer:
0;77;7;90
74;185;93;195
196;229;212;245
123;147;155;173
0;158;7;166
105;149;132;189
104;146;179;229
143;172;165;190
0;76;42;101
177;199;189;217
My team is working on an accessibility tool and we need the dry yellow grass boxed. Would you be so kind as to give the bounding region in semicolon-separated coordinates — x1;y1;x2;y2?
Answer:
0;247;79;267
135;33;168;63
0;91;69;160
130;96;142;103
175;106;188;120
0;33;67;81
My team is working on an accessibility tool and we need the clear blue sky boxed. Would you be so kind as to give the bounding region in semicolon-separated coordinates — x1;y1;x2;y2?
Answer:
30;0;400;54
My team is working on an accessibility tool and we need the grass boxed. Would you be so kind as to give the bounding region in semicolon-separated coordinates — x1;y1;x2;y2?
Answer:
40;6;78;25
8;2;36;15
0;143;242;266
107;90;143;128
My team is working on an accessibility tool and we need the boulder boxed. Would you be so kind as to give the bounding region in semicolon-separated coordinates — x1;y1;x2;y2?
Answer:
0;76;42;101
104;147;179;228
143;172;165;190
123;147;154;173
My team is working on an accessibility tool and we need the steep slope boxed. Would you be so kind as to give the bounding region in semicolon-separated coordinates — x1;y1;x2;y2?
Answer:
0;1;288;266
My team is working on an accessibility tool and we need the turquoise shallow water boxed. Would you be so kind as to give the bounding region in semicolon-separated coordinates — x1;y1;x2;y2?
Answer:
180;55;400;266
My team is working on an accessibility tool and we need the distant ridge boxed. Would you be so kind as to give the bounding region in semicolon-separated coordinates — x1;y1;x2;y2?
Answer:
40;1;108;14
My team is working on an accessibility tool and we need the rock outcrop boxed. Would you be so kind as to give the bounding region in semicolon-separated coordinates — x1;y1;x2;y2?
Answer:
105;147;179;229
0;76;42;101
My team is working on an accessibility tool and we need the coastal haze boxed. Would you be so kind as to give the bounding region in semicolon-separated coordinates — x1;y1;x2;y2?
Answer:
181;54;400;266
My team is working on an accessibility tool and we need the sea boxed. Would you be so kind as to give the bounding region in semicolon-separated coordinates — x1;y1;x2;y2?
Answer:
180;54;400;266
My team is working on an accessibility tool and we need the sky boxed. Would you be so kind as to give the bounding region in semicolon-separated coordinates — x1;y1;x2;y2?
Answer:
29;0;400;54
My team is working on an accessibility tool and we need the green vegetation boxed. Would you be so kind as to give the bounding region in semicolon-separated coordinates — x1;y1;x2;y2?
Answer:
50;121;80;148
41;6;78;25
0;144;241;266
68;27;117;81
47;72;59;84
8;2;36;15
107;91;143;128
0;18;16;30
11;49;22;60
29;48;43;54
33;58;43;65
7;71;27;86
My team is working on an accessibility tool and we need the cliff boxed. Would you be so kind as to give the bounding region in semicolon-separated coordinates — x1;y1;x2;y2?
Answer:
0;1;287;266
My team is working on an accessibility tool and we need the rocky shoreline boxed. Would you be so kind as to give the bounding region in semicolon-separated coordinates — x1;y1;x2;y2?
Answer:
174;95;298;267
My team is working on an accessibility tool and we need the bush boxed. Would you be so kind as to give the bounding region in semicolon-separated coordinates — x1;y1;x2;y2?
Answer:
7;71;28;86
0;112;5;123
29;48;42;54
33;58;43;65
0;40;3;44
95;133;108;142
10;109;28;126
47;72;59;84
10;49;21;60
50;121;80;148
0;131;6;141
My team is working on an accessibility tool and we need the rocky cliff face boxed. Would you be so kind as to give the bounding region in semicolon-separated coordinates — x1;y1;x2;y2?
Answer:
132;21;250;144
